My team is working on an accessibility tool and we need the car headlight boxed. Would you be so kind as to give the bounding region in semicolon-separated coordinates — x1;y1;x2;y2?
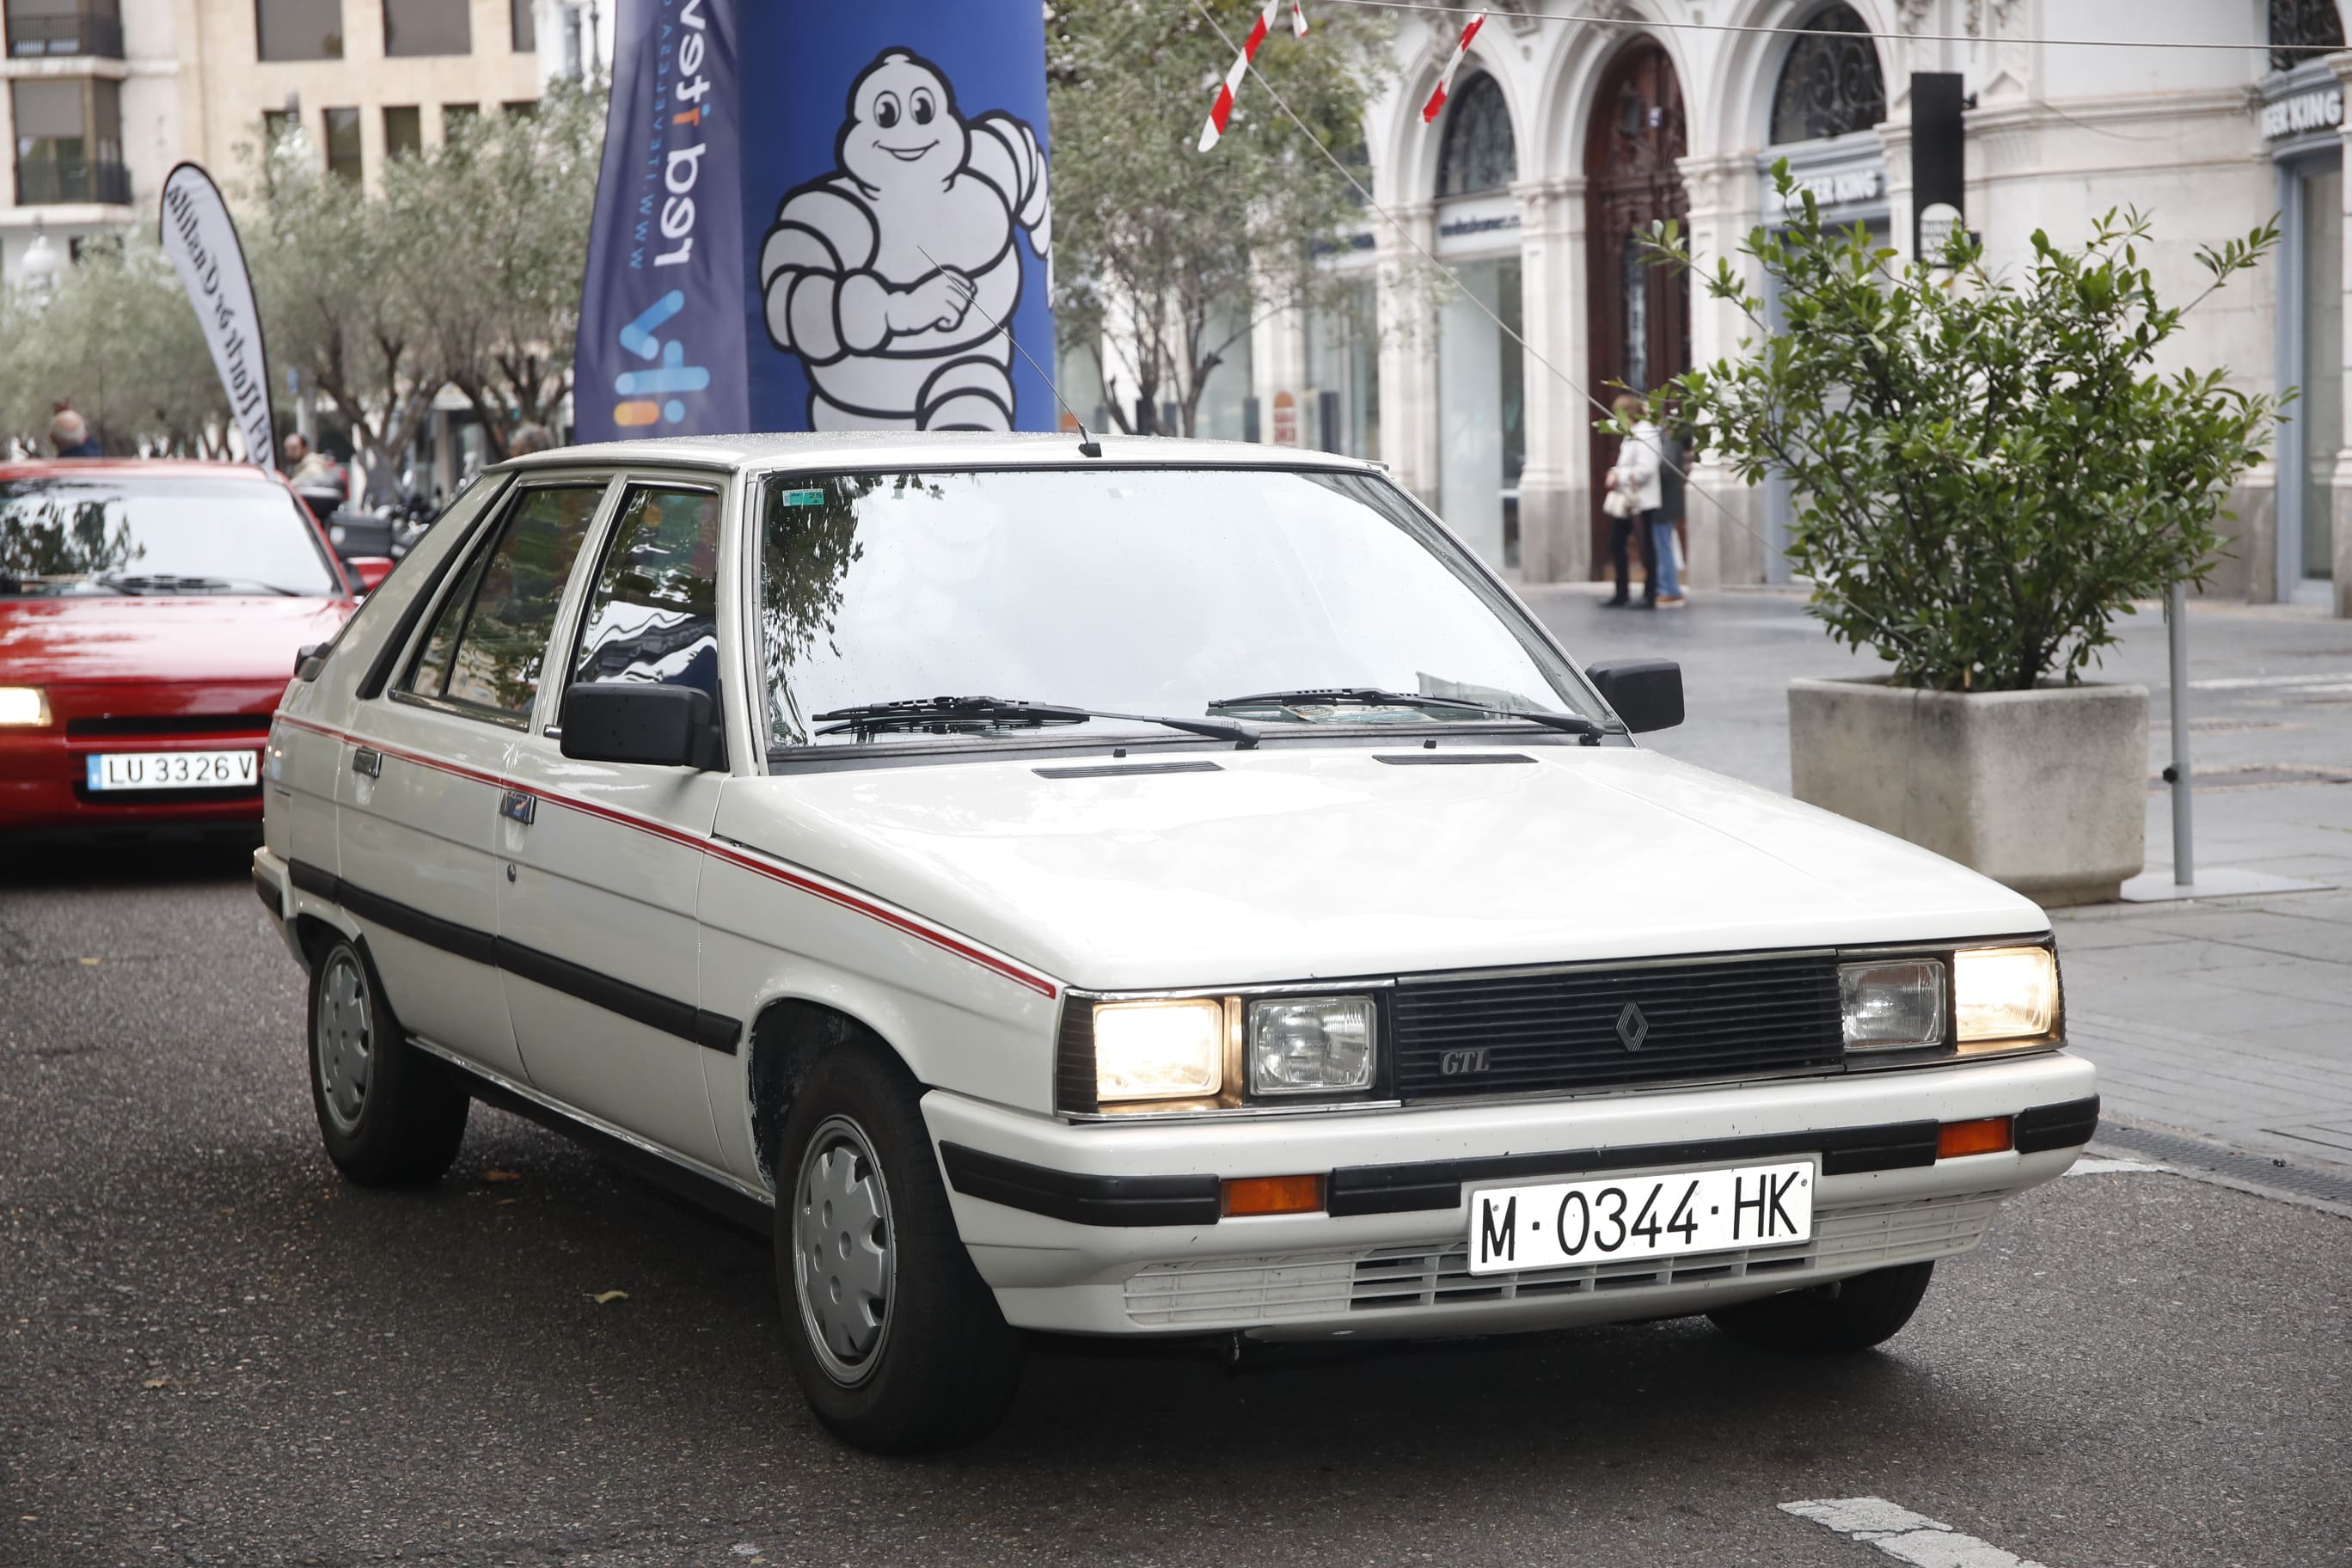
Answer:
0;687;52;726
1248;995;1375;1094
1955;945;2059;1045
1838;959;1946;1050
1093;998;1223;1104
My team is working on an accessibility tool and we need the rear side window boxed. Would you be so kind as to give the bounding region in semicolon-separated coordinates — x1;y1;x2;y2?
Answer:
398;483;604;720
570;487;723;701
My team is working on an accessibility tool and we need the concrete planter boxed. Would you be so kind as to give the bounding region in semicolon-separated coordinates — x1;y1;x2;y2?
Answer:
1787;678;2147;907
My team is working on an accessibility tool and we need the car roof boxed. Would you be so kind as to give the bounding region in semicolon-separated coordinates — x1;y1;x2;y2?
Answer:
0;457;294;486
486;431;1387;481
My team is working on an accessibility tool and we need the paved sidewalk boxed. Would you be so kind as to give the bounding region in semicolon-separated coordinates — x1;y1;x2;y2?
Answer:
1521;579;2352;1173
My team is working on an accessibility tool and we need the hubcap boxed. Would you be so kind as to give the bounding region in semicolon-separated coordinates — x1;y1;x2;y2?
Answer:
791;1115;895;1387
315;948;373;1135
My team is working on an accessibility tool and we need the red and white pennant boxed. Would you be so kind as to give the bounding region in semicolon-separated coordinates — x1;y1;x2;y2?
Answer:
1420;10;1487;124
1197;0;1310;153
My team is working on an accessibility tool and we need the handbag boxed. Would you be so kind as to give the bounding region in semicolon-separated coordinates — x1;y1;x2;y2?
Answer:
1602;485;1637;519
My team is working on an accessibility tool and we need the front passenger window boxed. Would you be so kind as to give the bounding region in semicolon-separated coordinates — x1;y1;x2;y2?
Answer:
399;484;604;720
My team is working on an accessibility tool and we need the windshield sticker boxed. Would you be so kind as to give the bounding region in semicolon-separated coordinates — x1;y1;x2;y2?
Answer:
782;488;827;507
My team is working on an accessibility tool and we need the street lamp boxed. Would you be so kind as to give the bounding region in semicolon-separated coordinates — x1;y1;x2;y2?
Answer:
20;220;63;307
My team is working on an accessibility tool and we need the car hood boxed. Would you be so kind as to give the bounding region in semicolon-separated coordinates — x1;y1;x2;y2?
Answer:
0;594;350;686
715;745;2049;991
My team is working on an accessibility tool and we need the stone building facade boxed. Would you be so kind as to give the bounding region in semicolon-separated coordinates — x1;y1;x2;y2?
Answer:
1234;0;2352;616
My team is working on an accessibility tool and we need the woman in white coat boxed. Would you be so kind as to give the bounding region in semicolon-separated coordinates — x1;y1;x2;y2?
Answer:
1603;394;1681;608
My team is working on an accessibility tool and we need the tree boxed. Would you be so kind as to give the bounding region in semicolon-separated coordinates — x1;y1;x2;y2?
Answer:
1046;0;1387;436
242;129;441;479
0;236;228;456
394;83;605;460
1645;166;2283;692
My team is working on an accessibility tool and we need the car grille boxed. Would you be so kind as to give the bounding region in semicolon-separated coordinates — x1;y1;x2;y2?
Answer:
1389;952;1844;1100
1120;1190;2003;1327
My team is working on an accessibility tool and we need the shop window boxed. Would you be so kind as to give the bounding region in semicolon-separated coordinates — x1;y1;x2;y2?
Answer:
1770;4;1884;144
11;76;125;205
383;105;420;160
383;0;467;56
2270;0;2345;75
323;106;361;182
1436;73;1516;197
254;0;341;60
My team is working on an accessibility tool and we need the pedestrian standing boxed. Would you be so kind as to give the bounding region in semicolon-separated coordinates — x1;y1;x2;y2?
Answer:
47;407;101;459
1656;419;1693;609
1601;394;1663;608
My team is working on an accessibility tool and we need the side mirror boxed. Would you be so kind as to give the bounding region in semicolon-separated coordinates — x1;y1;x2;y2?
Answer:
1586;658;1685;734
558;683;722;769
295;641;328;679
348;555;395;594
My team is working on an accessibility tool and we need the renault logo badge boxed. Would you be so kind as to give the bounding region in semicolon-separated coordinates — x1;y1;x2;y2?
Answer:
1616;1001;1650;1051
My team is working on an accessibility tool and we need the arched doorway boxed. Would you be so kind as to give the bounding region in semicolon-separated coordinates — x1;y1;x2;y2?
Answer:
1583;39;1689;576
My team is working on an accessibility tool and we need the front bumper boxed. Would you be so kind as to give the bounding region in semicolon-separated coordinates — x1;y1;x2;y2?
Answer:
922;1050;2097;1337
0;698;273;836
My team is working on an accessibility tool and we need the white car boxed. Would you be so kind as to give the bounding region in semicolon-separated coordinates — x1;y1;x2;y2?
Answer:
255;434;2098;1453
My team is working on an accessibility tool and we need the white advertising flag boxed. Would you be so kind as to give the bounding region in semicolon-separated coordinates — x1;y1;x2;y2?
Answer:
158;162;274;471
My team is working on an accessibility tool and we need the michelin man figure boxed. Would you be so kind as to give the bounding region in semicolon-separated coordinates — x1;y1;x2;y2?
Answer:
760;49;1050;430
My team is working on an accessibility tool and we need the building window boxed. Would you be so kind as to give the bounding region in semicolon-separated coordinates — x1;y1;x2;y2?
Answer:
383;0;468;56
261;107;298;147
255;0;342;61
11;76;126;205
383;104;420;159
323;105;361;181
1770;4;1885;144
2270;0;2346;74
502;98;538;118
442;102;478;138
6;0;125;58
511;0;533;51
1436;73;1516;198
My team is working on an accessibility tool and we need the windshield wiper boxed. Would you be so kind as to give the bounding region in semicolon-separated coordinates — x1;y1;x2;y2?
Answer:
1208;686;1605;738
813;695;1260;748
97;573;299;597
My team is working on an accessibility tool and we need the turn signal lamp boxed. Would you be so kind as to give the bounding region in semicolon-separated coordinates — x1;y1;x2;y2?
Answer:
1955;946;2060;1045
1093;998;1223;1103
0;687;52;726
1221;1174;1326;1216
1937;1117;2014;1160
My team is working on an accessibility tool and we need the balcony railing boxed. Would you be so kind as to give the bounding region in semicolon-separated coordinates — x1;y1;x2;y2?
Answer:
4;9;124;58
14;156;132;206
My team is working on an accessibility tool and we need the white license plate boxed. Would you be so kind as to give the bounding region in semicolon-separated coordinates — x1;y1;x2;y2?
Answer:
1467;1160;1816;1276
84;749;259;792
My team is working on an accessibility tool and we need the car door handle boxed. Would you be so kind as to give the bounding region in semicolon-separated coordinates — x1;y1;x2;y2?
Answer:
352;746;383;779
499;789;536;825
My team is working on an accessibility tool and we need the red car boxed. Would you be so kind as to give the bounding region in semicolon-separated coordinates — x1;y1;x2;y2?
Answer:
0;460;391;839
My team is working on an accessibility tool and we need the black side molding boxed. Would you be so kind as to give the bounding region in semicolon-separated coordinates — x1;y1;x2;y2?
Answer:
285;858;739;1055
252;867;284;919
1326;1121;1942;1217
2015;1094;2100;1155
940;1142;1222;1228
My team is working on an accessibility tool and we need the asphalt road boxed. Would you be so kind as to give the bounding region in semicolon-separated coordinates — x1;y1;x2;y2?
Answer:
3;847;2348;1568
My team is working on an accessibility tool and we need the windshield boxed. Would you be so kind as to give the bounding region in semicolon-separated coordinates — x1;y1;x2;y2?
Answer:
0;473;341;597
756;466;1602;749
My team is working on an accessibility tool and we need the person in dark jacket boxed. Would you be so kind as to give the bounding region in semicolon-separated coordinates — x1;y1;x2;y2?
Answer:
47;408;101;458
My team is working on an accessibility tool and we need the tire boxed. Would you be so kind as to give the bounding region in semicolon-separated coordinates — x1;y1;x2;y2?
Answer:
774;1049;1024;1453
307;935;469;1188
1706;1260;1936;1354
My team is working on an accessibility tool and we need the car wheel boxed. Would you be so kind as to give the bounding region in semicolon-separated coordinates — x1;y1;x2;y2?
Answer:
307;935;469;1188
1706;1260;1936;1353
775;1050;1024;1453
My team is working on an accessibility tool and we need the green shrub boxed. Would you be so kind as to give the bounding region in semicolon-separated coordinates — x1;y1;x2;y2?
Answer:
1645;163;2283;692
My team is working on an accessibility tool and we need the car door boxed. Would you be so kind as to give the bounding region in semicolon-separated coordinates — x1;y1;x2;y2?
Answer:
336;477;610;1081
494;477;732;1167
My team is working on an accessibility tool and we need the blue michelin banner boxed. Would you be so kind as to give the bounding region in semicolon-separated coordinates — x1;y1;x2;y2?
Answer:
576;0;1056;440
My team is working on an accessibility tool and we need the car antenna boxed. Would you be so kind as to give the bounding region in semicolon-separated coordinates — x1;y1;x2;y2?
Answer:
915;242;1101;458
